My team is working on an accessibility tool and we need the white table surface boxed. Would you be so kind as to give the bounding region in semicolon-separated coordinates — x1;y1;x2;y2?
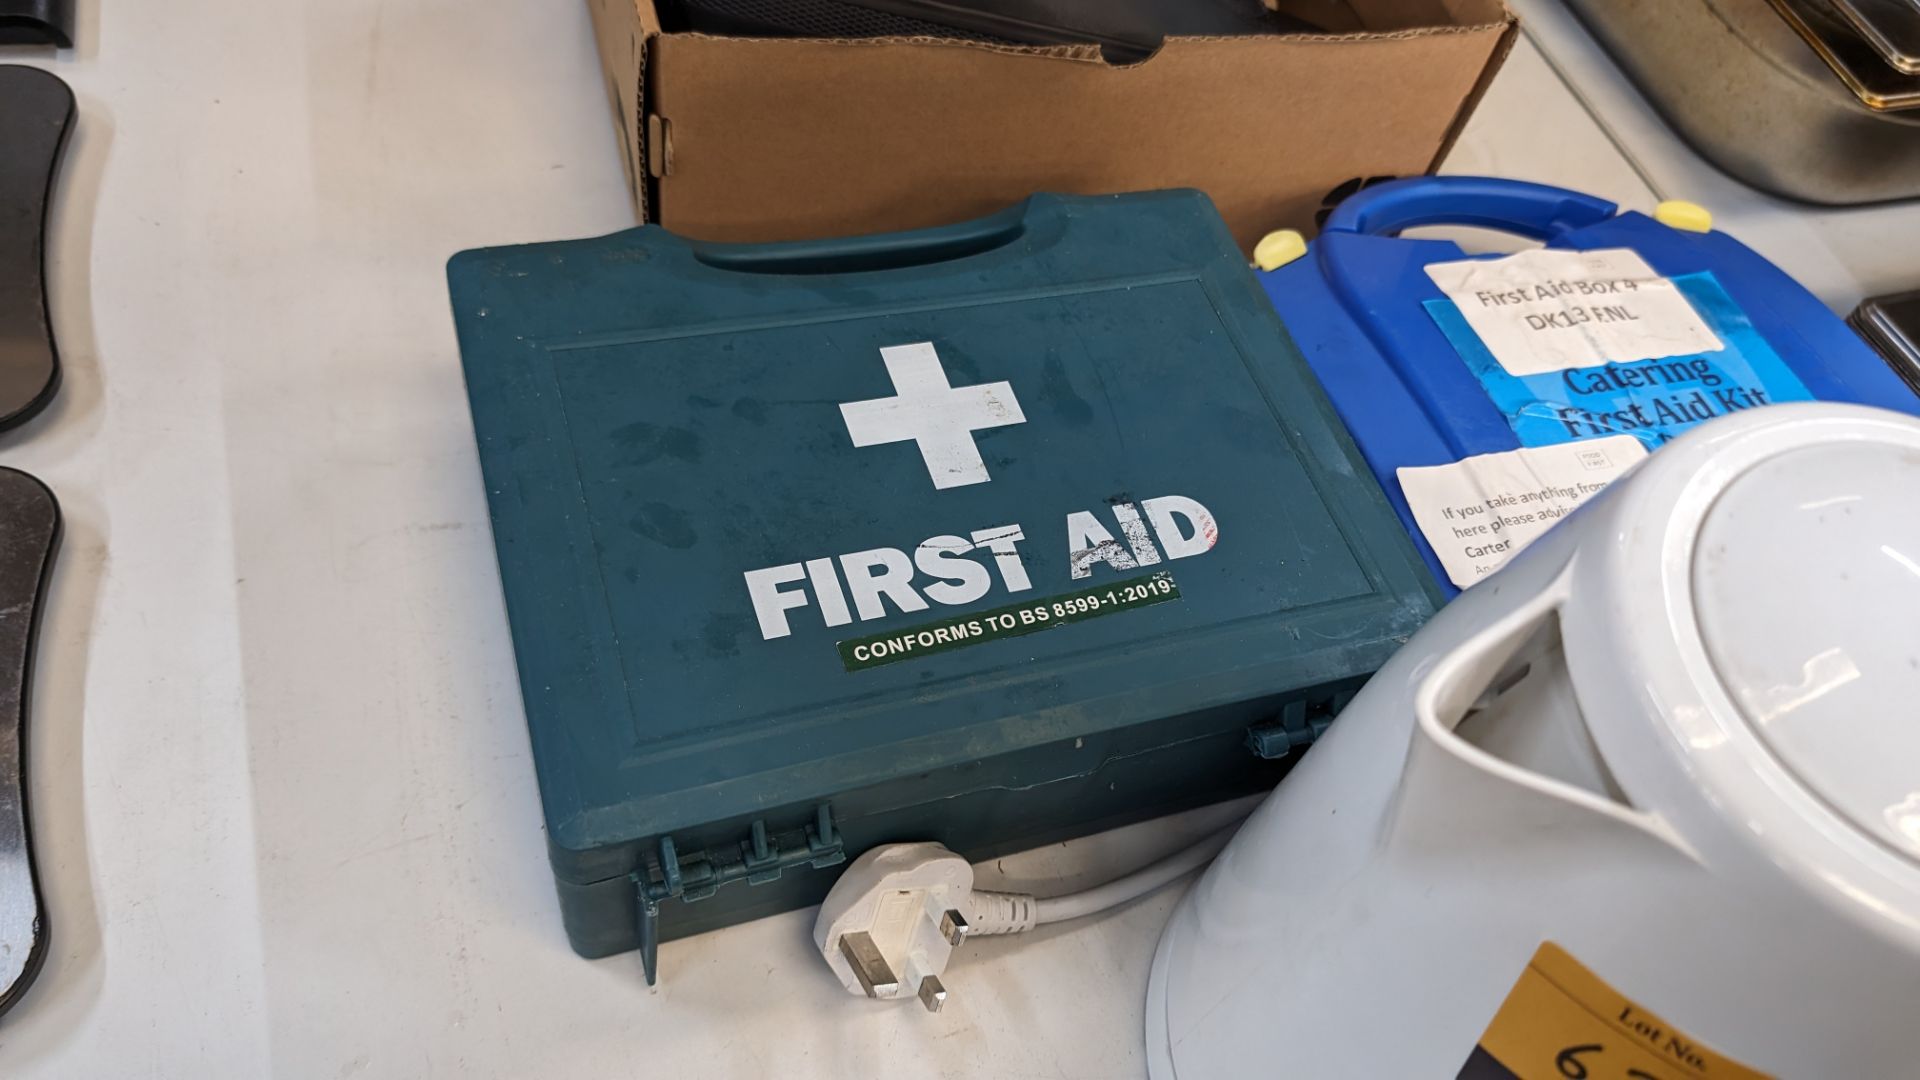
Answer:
0;3;1907;1077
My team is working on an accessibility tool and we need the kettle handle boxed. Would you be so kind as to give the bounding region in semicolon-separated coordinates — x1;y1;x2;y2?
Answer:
1322;176;1618;241
1409;567;1697;860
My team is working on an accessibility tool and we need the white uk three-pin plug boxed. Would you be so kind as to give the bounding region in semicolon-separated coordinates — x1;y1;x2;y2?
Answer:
812;842;1037;1013
813;829;1237;1012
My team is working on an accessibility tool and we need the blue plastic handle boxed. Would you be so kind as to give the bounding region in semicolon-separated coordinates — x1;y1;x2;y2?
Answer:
1322;177;1618;241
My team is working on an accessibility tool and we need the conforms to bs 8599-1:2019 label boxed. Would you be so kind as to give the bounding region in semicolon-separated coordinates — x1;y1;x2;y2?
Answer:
837;571;1179;672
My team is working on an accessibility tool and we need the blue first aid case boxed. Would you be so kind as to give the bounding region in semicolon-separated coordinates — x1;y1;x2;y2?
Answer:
447;190;1437;981
1259;176;1920;595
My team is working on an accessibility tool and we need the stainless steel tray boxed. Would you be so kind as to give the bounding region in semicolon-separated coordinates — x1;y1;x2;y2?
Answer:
1567;0;1920;204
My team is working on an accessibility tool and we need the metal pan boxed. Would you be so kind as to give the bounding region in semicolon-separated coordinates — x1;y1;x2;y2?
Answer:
1775;0;1920;109
1830;0;1920;73
1566;0;1920;204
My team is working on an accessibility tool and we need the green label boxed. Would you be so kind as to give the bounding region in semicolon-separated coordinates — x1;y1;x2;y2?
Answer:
838;571;1180;672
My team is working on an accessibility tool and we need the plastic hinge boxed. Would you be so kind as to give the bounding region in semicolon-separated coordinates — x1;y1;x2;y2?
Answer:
632;804;846;985
1244;689;1356;760
742;820;780;885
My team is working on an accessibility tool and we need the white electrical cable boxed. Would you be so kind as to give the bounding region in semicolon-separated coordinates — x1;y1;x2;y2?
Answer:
1031;824;1238;925
967;821;1245;935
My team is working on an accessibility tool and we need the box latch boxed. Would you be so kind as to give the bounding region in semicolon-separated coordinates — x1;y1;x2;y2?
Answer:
1245;688;1358;760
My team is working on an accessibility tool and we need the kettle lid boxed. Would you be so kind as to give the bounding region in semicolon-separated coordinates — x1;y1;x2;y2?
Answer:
1691;437;1920;866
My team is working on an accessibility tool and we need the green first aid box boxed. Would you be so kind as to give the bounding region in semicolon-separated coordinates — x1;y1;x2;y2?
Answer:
447;191;1437;981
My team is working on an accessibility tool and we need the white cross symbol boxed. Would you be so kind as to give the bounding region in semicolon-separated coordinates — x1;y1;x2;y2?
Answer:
839;342;1027;490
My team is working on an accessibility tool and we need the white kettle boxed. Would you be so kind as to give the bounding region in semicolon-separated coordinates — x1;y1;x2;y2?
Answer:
1147;404;1920;1079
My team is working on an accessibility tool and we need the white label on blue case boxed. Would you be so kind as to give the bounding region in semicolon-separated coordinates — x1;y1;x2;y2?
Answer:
1398;437;1648;588
1425;248;1723;376
1426;270;1812;450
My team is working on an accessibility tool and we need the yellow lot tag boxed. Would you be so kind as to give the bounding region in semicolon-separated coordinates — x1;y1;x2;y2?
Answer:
1458;942;1772;1080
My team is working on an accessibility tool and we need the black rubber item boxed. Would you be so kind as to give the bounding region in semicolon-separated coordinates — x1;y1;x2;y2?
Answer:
0;0;74;47
661;0;1012;42
0;66;74;433
1850;291;1920;396
0;467;58;1019
658;0;1320;61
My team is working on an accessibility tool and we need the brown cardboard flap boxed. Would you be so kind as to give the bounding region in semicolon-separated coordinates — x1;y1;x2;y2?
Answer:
649;25;1512;251
588;0;656;216
1426;6;1518;173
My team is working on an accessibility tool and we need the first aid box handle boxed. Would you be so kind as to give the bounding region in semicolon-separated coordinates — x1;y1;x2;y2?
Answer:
689;199;1030;277
1322;177;1618;242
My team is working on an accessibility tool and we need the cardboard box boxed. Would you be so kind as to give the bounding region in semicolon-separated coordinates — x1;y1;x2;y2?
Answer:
586;0;1515;252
